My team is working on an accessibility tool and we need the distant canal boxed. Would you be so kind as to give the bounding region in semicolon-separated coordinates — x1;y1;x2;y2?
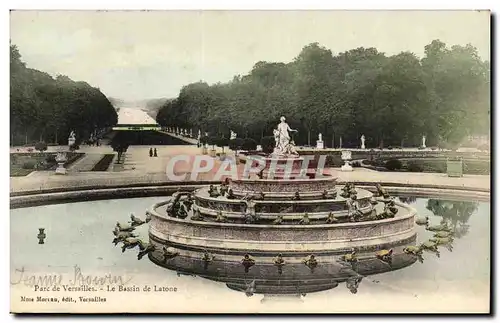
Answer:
110;130;190;145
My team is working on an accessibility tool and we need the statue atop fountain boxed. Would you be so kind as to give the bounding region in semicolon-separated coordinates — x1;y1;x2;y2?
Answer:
230;130;237;140
271;116;299;157
361;135;366;149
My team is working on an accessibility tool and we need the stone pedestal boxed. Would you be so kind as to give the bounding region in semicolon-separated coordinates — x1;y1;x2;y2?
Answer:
55;152;68;175
316;140;324;149
246;156;326;180
55;162;67;175
341;162;353;172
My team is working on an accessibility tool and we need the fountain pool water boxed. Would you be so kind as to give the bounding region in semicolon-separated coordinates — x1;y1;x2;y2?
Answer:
10;195;490;311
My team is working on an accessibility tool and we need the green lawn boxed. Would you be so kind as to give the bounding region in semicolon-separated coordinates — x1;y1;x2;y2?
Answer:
10;152;85;177
10;166;33;177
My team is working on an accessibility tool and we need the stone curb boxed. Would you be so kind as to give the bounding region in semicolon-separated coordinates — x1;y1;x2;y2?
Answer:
10;182;490;210
10;179;490;197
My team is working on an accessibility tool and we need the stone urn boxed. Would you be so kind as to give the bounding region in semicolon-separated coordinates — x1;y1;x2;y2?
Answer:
340;150;353;172
55;152;68;175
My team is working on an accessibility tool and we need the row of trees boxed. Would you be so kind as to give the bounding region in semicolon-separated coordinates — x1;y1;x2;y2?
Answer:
156;40;490;148
10;44;118;146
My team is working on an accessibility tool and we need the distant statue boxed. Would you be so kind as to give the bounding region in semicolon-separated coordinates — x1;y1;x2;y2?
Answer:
361;135;366;149
422;135;427;148
230;130;237;140
318;133;322;142
68;130;76;146
198;130;201;140
272;116;298;156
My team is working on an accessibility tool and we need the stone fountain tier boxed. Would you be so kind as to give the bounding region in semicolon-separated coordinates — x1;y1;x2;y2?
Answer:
245;155;331;180
228;176;337;198
148;198;417;255
232;155;337;196
194;186;374;217
147;246;418;296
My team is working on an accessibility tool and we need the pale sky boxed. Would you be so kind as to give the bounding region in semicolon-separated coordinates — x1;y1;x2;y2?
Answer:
10;10;490;101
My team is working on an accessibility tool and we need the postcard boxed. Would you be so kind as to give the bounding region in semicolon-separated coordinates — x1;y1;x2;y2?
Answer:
10;10;491;314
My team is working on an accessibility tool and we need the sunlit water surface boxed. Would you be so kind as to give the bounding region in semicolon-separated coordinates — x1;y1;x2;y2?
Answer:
10;196;490;312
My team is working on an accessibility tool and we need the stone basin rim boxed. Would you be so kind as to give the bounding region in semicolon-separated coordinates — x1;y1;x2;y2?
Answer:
231;176;337;184
248;156;306;161
148;234;417;256
149;226;416;245
194;191;373;205
10;184;490;209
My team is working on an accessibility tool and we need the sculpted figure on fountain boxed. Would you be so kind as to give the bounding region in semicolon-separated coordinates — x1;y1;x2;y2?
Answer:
272;116;299;157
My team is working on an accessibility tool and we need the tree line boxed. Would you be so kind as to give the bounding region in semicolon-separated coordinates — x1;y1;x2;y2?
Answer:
10;44;118;146
156;40;490;148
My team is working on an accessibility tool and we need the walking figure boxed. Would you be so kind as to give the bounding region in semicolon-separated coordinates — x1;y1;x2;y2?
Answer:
153;148;158;157
149;148;153;157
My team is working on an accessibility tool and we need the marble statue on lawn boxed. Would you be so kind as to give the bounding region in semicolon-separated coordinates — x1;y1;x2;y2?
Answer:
68;130;76;146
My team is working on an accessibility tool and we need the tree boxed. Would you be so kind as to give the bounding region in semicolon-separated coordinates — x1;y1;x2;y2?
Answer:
155;40;490;149
10;44;118;146
34;141;47;152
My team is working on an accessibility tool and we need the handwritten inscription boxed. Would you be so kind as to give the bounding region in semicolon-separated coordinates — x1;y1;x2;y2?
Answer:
11;265;133;289
13;265;178;306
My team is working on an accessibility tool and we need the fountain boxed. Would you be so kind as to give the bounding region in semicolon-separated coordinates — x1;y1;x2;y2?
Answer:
144;116;418;298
